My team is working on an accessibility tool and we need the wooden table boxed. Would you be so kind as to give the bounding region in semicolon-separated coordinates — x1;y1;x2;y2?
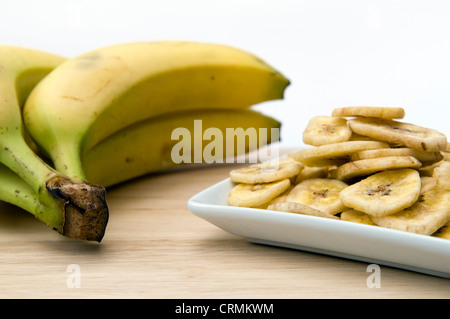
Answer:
0;163;448;299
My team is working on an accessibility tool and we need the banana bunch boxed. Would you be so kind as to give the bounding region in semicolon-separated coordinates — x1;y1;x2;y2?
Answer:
0;41;289;241
24;41;289;186
0;45;109;242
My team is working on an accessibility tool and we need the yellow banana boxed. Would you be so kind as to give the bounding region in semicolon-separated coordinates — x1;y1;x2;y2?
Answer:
82;109;281;187
23;41;290;182
0;45;108;241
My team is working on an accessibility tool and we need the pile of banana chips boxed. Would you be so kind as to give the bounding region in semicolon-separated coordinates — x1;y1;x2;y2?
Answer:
228;106;450;240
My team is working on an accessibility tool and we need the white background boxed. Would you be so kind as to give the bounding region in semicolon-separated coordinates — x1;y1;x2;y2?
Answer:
2;0;450;147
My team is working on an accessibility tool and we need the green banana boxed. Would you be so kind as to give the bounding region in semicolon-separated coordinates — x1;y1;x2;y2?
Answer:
0;163;39;216
23;41;290;183
0;45;108;242
82;109;281;187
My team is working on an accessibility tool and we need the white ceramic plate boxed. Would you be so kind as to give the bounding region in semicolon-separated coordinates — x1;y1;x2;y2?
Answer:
187;178;450;279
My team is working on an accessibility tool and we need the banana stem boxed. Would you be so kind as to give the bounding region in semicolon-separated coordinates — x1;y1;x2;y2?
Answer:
52;141;88;182
0;163;65;230
0;163;39;216
0;135;108;241
45;175;109;241
0;136;57;194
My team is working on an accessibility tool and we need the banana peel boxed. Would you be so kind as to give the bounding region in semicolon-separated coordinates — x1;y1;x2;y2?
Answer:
82;109;283;187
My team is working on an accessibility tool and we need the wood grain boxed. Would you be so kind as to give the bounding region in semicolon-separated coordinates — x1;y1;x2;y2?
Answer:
0;163;448;299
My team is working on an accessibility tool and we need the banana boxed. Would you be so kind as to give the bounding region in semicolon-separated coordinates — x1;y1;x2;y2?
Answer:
285;178;348;215
82;109;282;187
228;179;291;208
0;45;108;241
347;117;448;152
23;41;290;182
339;169;422;217
332;106;406;119
302;116;352;146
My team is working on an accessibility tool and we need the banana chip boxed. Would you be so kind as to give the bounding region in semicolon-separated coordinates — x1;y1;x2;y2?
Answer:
332;106;406;119
340;209;377;225
267;202;339;220
418;161;442;177
290;140;389;167
433;221;450;240
351;147;443;165
294;165;329;185
303;116;352;146
443;152;450;162
228;179;291;208
229;157;302;184
330;156;422;181
286;178;348;215
340;169;421;217
348;117;448;152
370;186;449;235
256;185;293;209
433;161;450;191
420;176;438;194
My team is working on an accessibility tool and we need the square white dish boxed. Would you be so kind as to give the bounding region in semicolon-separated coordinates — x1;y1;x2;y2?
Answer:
187;178;450;279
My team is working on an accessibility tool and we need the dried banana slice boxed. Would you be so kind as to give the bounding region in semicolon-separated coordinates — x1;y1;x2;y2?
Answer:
293;166;329;185
443;152;450;162
370;185;450;235
302;116;352;146
289;140;389;167
418;161;442;177
228;179;291;208
332;106;406;119
420;176;438;194
348;117;448;152
349;132;377;141
330;156;422;181
433;161;450;191
229;157;303;184
286;178;348;215
257;185;293;209
350;147;443;164
442;142;450;161
340;209;377;225
267;202;339;220
433;221;450;240
339;169;421;217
